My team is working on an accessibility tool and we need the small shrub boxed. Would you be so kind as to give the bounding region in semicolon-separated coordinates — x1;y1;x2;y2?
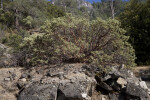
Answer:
22;16;33;29
2;34;22;50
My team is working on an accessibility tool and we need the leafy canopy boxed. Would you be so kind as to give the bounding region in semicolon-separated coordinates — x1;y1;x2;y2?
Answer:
119;0;150;65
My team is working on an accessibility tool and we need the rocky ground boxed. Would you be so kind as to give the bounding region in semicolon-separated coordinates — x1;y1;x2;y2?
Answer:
0;64;150;100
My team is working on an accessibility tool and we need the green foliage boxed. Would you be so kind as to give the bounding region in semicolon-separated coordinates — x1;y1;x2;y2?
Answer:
88;18;136;68
46;3;65;19
53;0;78;8
119;0;150;65
21;14;135;69
20;33;58;66
0;0;66;29
52;0;90;18
22;16;33;28
0;7;14;27
91;0;126;19
2;34;22;50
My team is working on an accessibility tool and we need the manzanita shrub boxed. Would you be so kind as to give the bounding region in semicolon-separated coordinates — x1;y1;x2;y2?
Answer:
20;14;136;69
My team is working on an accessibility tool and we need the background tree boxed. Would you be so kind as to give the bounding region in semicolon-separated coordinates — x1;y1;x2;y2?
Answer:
51;0;90;18
0;0;65;47
109;0;115;19
1;0;3;9
0;0;65;29
91;0;126;19
119;0;150;65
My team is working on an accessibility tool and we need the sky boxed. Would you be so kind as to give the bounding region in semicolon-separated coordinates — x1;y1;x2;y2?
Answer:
49;0;128;3
49;0;101;3
86;0;100;3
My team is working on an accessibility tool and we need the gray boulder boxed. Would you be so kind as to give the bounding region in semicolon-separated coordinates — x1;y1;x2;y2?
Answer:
110;65;136;80
98;81;113;91
96;65;150;100
126;83;149;99
58;82;85;99
18;83;58;100
18;64;97;100
140;81;148;90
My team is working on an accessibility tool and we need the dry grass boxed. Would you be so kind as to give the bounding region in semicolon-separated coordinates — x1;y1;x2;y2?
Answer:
132;66;150;71
132;66;150;77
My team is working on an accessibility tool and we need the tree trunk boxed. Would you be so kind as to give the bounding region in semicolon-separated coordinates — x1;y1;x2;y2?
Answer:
1;0;3;9
110;0;115;19
15;9;19;29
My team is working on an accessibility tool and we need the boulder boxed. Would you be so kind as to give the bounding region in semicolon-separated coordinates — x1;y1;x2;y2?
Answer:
109;94;118;100
19;75;96;100
81;65;99;77
58;82;85;99
101;75;111;81
110;65;137;80
96;65;150;100
126;83;149;99
117;77;127;88
18;83;58;100
140;81;148;90
148;89;150;95
98;81;113;91
18;64;97;100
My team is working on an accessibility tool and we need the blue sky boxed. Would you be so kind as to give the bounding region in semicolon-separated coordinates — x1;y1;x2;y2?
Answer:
49;0;128;3
49;0;100;3
86;0;100;3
